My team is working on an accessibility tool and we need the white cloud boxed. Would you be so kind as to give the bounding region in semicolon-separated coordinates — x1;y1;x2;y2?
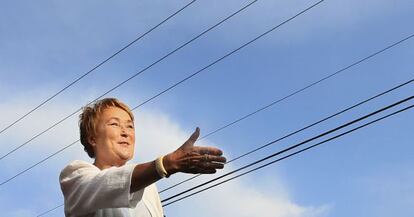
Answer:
164;176;331;217
131;110;332;217
8;209;36;217
0;92;330;217
0;93;80;154
134;110;189;161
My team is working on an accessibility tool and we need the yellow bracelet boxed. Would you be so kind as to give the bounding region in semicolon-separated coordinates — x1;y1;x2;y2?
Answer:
155;156;169;178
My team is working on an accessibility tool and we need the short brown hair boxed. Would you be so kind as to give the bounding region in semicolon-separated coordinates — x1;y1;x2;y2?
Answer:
79;98;134;158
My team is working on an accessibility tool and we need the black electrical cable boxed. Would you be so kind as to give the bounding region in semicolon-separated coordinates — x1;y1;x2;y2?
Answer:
33;2;325;215
158;78;414;193
198;32;414;141
36;204;63;217
0;0;322;186
162;102;414;207
131;0;324;110
161;95;414;203
36;87;414;216
158;34;414;193
0;0;197;136
0;0;259;161
0;140;78;186
1;19;410;186
155;27;414;194
0;0;270;187
13;0;414;214
30;79;414;216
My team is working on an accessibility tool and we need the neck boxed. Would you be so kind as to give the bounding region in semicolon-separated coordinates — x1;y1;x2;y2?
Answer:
94;158;125;170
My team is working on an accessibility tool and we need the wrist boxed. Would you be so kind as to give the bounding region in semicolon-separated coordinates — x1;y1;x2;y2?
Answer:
155;156;169;178
163;153;178;175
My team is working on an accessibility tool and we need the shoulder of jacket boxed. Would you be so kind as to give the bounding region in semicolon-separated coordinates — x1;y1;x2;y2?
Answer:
59;160;96;180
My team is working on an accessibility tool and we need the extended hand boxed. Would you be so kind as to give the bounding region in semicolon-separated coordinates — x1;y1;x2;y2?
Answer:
164;127;226;175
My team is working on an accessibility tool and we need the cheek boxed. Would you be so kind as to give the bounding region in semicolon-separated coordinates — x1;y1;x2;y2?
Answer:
130;130;136;142
130;134;136;152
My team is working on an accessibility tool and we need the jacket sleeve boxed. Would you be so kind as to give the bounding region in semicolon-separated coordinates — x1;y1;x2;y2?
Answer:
59;160;144;216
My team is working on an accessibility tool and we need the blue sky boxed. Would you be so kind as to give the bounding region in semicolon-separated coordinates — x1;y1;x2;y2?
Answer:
0;0;413;216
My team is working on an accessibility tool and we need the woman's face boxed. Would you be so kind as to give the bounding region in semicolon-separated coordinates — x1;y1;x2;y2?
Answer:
92;106;135;167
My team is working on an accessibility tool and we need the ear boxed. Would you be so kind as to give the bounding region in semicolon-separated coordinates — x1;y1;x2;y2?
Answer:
88;136;96;147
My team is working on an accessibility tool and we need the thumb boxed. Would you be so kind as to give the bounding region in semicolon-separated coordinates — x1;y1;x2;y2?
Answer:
180;127;200;149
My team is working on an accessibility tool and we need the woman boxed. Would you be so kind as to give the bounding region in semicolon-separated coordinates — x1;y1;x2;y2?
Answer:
60;98;226;217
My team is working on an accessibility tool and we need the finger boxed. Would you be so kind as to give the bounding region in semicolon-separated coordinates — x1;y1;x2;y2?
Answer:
183;168;216;174
184;154;226;164
196;147;223;156
185;168;200;174
199;161;225;170
178;154;206;172
209;156;227;164
197;168;217;174
188;127;200;142
181;127;200;149
182;158;224;172
182;154;203;162
196;154;226;164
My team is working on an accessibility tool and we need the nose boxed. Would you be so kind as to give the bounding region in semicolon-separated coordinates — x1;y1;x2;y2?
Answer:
120;125;128;138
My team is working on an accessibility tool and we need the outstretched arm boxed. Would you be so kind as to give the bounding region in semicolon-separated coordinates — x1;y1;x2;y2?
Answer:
130;127;226;192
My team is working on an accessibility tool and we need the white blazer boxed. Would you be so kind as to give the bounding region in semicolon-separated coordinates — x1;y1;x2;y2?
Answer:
60;160;164;217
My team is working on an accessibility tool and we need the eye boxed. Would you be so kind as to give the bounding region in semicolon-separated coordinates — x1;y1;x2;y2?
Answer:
127;124;134;129
109;122;119;126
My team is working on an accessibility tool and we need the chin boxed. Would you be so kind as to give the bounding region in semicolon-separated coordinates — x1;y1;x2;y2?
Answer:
120;153;133;161
116;149;134;160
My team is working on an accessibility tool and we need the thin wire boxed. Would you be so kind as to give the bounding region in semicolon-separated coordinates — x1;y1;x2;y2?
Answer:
0;0;264;187
36;204;63;217
163;103;414;207
161;95;414;203
158;33;414;191
0;0;197;136
0;110;82;161
198;31;414;141
27;3;324;215
132;0;324;110
35;88;414;216
0;0;408;187
14;0;413;213
1;0;320;186
0;0;259;161
158;78;414;193
0;140;78;186
157;26;414;195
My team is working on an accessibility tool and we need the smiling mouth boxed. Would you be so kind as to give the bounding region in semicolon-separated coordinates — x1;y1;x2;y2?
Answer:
118;142;130;146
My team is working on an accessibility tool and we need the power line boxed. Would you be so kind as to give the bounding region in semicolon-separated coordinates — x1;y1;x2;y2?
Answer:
155;26;414;195
0;0;408;188
11;1;413;215
0;0;197;136
0;0;259;162
163;102;414;207
33;2;324;215
0;0;321;184
158;78;414;193
131;0;324;110
35;84;414;216
197;32;414;141
156;33;414;194
0;0;266;187
36;204;63;217
162;95;414;206
0;140;78;186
